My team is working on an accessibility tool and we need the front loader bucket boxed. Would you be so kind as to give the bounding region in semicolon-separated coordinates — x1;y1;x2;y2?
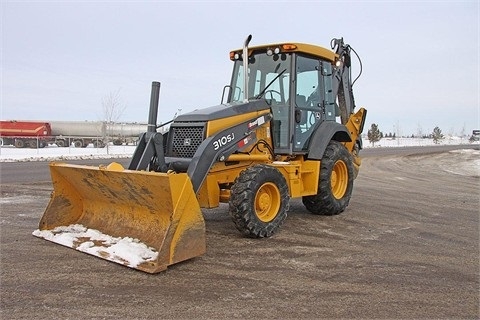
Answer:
33;162;206;273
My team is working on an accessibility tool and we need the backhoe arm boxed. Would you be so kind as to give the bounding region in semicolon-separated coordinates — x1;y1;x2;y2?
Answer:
331;38;357;124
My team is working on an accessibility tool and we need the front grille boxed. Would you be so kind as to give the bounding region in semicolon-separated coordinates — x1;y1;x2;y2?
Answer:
168;125;205;158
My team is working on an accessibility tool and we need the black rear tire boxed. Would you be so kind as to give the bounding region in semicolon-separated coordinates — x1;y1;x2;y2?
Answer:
93;141;105;148
14;139;25;148
229;164;290;238
27;140;38;148
302;141;354;215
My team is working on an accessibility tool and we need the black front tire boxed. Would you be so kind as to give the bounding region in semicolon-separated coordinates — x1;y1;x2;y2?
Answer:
302;141;354;215
229;164;290;238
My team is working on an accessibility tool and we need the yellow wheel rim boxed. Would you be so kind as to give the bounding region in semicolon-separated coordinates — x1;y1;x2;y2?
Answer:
331;160;348;199
255;182;281;222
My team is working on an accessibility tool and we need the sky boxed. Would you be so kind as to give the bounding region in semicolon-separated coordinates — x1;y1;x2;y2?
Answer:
1;1;479;137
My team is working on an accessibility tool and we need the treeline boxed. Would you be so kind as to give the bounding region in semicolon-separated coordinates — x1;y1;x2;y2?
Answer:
366;124;479;146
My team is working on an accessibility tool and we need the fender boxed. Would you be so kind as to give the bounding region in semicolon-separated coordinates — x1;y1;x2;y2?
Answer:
307;121;351;160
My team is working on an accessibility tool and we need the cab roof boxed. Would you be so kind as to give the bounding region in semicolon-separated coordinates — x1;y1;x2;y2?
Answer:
230;42;337;62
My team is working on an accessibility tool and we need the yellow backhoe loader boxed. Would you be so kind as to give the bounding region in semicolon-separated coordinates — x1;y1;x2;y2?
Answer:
34;35;367;273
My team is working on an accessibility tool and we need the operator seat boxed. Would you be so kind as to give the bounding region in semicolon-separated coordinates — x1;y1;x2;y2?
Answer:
294;95;309;150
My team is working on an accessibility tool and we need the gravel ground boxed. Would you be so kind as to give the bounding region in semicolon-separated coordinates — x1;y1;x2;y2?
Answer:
0;146;478;319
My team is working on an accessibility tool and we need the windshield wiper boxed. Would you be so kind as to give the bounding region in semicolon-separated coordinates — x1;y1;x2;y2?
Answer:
255;68;287;99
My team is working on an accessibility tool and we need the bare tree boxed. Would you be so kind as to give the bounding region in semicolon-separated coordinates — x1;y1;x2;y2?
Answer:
416;123;423;138
102;88;126;123
101;89;127;151
460;123;466;138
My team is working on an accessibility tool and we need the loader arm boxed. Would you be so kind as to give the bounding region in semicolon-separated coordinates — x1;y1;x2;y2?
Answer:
128;131;167;172
186;113;272;193
127;82;273;194
133;112;272;194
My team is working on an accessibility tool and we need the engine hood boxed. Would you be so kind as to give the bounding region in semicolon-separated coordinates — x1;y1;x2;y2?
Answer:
174;99;270;123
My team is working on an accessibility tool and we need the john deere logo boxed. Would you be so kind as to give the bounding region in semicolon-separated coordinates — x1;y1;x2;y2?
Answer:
183;138;191;146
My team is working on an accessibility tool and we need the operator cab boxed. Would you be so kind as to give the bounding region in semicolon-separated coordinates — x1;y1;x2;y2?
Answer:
227;43;338;155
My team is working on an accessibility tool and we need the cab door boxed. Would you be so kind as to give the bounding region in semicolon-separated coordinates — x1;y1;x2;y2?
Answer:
293;55;335;151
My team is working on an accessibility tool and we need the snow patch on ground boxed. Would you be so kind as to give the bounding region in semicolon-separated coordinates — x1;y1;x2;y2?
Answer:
366;136;475;148
0;144;136;162
449;149;480;155
32;224;158;268
444;149;480;177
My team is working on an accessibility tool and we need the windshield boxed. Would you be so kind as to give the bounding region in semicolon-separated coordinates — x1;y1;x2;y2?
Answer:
228;51;291;104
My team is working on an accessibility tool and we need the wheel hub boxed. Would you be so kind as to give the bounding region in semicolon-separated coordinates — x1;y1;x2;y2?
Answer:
331;160;348;199
255;182;280;223
257;192;271;211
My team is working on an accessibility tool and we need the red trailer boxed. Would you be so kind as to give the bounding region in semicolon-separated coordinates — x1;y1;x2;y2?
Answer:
0;120;52;148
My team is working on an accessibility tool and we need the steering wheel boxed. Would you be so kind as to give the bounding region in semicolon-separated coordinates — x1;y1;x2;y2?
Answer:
264;90;282;102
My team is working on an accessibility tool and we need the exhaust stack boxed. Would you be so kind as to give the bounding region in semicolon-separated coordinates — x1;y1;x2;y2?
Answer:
147;81;160;133
243;34;252;102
